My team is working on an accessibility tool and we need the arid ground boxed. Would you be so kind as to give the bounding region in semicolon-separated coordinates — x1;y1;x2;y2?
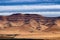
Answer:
0;13;60;40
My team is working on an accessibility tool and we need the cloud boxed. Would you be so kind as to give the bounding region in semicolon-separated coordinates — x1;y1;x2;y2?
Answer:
0;12;60;17
0;5;60;12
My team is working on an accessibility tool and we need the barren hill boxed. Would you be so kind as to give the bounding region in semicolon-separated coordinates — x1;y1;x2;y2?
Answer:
0;13;60;39
0;13;60;31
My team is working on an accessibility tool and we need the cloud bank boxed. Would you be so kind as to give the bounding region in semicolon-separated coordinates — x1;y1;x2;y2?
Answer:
0;12;60;17
0;5;60;12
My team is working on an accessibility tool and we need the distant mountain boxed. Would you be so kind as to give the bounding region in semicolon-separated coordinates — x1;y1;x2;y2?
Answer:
6;13;44;21
0;13;60;31
0;13;60;23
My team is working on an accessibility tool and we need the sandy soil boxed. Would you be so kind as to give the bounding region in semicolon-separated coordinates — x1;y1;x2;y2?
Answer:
0;26;60;39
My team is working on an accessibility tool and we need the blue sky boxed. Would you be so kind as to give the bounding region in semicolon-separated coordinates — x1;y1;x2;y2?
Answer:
0;0;60;17
0;0;60;5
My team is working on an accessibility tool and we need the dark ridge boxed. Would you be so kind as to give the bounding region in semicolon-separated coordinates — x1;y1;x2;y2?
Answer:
0;13;60;22
0;16;3;20
29;14;44;22
24;14;43;23
6;13;24;22
7;13;44;23
24;14;31;24
56;17;60;19
9;13;22;16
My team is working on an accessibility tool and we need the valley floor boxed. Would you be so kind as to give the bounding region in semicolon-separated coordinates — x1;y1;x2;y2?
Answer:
0;26;60;39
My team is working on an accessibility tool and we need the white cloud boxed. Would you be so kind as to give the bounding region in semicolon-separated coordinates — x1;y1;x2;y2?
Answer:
0;5;60;11
0;12;60;17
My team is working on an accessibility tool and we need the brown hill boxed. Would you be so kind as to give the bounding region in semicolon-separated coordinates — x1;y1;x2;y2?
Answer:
0;13;60;32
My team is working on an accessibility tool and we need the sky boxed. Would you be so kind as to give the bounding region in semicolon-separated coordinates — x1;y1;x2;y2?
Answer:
0;0;60;5
0;0;60;17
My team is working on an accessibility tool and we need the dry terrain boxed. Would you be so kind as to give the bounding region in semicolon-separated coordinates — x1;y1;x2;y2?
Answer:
0;13;60;40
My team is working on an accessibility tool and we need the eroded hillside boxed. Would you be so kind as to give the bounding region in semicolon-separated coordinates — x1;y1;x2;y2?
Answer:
0;13;60;32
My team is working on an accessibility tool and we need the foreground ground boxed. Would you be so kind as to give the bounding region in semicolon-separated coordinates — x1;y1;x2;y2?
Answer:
0;26;60;40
